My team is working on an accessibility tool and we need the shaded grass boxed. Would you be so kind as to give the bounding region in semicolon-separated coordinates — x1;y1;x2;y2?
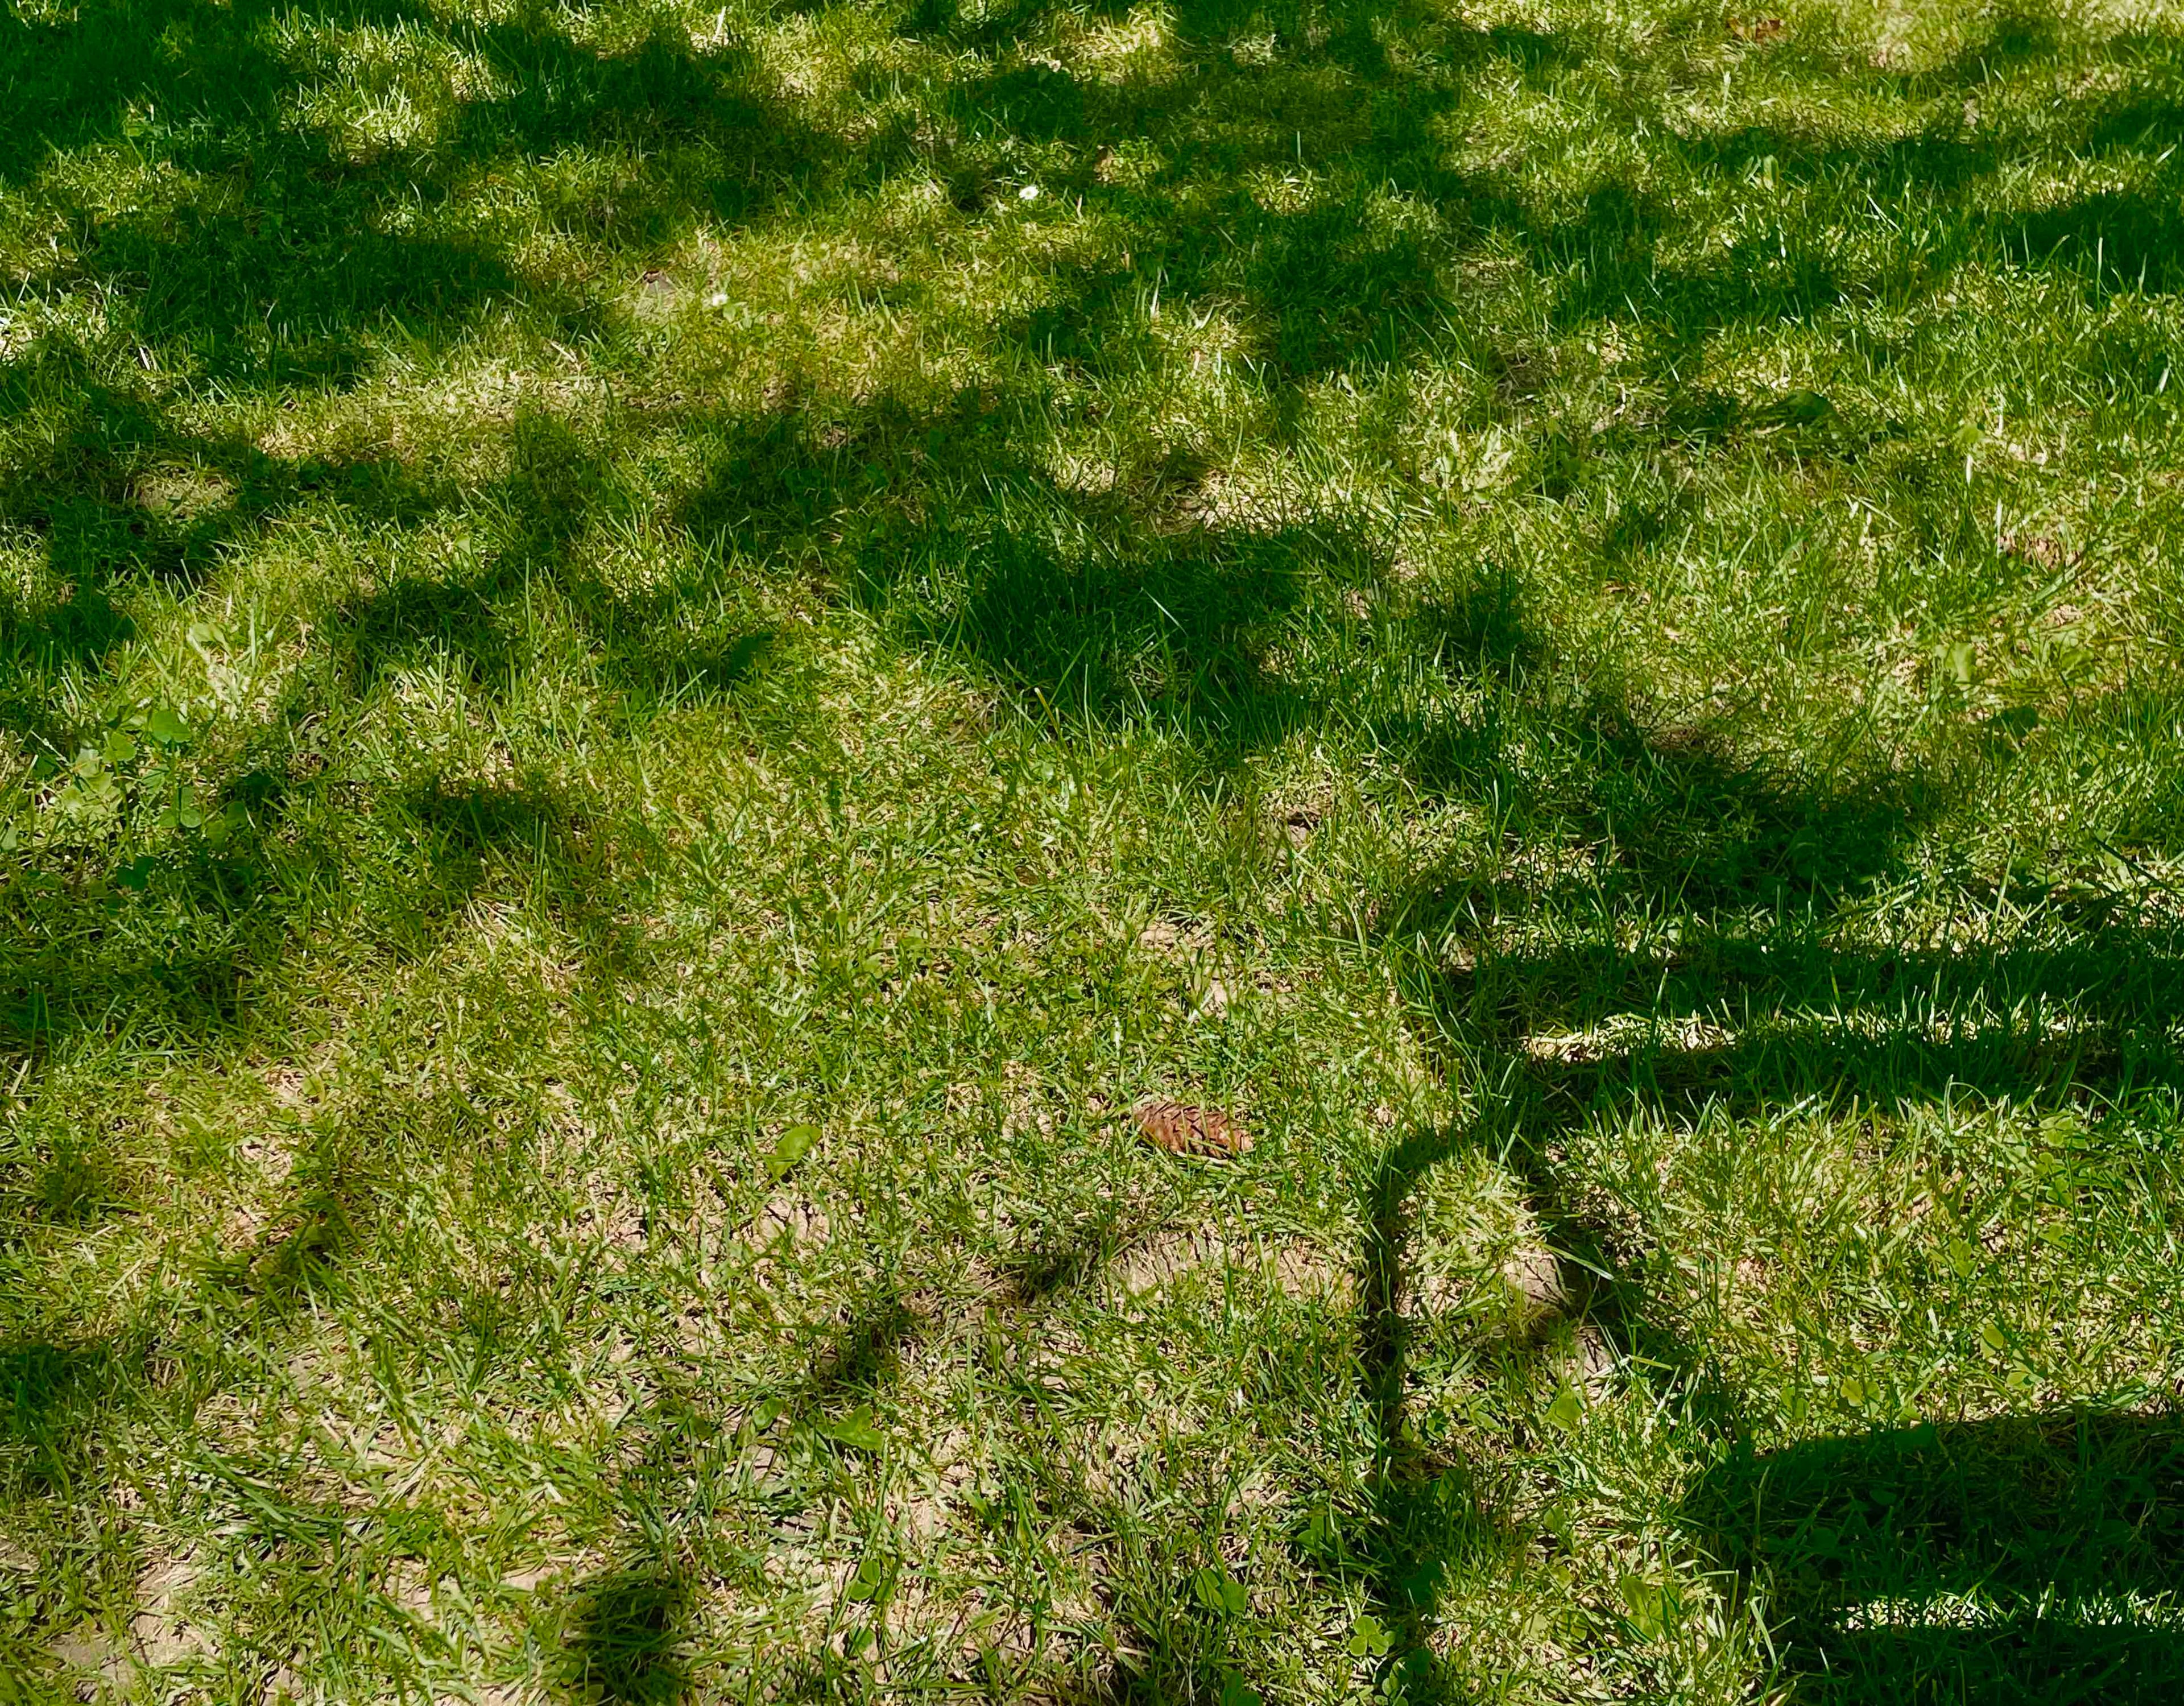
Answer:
3;0;2184;1700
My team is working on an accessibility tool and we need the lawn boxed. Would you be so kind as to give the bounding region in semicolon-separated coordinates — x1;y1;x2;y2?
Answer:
3;0;2184;1699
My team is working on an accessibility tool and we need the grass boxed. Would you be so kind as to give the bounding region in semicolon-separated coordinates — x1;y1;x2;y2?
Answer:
3;0;2184;1697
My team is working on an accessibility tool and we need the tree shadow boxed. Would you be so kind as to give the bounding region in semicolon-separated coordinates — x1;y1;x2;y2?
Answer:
796;1285;926;1417
4;0;865;370
1348;685;2184;1687
7;1;2184;1694
0;389;734;1059
0;755;640;1055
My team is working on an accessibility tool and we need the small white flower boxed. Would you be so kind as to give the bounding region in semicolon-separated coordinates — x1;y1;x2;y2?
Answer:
1018;183;1041;201
706;292;728;308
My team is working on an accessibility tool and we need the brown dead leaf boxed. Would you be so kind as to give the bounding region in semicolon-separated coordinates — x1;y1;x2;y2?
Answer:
1729;16;1785;42
1133;1100;1251;1158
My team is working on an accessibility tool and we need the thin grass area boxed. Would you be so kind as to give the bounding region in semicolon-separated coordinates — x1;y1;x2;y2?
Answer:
3;0;2184;1699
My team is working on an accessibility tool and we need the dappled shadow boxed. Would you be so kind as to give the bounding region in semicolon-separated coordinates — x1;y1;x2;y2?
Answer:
871;510;1332;747
797;1286;925;1413
7;0;2184;1694
1291;538;2184;1687
996;1193;1168;1307
0;755;638;1052
6;0;2179;759
554;1377;744;1702
1;0;868;368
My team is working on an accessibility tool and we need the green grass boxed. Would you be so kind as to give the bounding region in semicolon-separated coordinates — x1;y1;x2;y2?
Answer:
4;0;2184;1698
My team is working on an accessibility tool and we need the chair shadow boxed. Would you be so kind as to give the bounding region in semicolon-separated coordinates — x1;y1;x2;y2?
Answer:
1350;1120;1503;1705
1684;1410;2184;1703
1346;639;2184;1693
